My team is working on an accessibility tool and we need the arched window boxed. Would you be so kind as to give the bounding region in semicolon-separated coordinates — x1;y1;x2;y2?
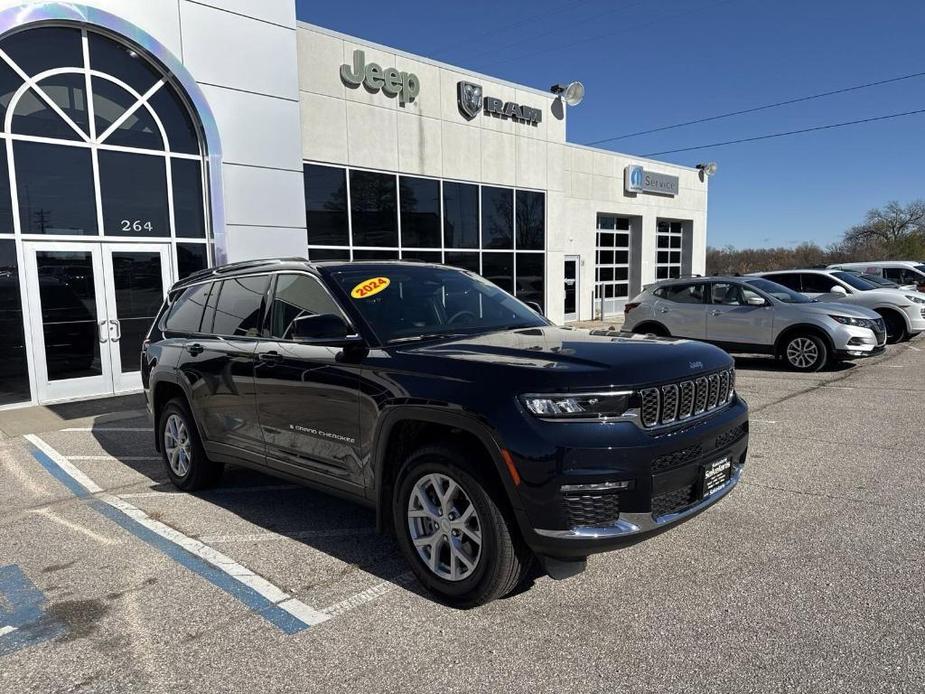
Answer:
0;25;208;245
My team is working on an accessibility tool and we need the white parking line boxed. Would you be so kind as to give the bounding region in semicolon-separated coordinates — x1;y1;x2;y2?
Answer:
60;427;153;432
25;434;331;631
0;625;17;637
200;527;376;544
321;573;415;619
118;484;300;500
29;508;119;546
70;456;161;462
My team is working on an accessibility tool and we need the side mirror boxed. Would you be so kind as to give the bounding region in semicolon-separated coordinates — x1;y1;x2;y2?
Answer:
525;300;544;316
290;313;362;346
830;285;848;297
746;296;767;306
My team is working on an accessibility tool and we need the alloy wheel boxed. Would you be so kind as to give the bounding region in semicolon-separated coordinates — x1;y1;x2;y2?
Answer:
786;337;819;369
407;473;482;582
164;413;192;478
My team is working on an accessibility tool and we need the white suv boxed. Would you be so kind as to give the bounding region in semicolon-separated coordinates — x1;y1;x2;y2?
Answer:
827;261;925;292
753;269;925;343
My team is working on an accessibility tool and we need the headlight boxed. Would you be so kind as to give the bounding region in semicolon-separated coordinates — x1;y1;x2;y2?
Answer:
520;391;633;420
904;294;925;305
829;314;876;328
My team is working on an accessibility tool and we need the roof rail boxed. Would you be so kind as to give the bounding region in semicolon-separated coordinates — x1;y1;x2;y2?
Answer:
213;257;305;275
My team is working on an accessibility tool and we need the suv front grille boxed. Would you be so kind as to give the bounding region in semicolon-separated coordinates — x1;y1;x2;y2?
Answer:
652;443;703;472
638;368;735;428
563;491;620;528
651;484;697;517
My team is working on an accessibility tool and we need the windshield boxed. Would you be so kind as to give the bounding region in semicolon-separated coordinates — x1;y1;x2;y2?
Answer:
915;264;925;274
831;271;879;290
860;274;897;287
325;264;548;343
742;278;812;303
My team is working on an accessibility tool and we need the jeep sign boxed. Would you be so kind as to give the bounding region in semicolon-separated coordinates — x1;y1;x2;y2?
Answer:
340;50;420;104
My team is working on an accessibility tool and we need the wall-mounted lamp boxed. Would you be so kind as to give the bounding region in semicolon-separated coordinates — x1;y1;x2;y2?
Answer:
550;81;585;107
696;161;718;182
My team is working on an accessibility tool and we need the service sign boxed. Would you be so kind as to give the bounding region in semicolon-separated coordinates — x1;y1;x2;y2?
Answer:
624;165;679;196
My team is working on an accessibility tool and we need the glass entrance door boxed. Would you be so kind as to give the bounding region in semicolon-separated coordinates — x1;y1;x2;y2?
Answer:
564;256;579;322
22;242;172;403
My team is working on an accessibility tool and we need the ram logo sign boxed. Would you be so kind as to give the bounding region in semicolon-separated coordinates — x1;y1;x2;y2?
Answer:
456;80;542;126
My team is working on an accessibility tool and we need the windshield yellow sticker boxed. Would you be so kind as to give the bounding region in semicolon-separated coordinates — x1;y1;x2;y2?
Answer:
351;276;390;299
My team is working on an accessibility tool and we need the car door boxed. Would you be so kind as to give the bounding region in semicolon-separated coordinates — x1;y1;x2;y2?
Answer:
180;275;269;459
254;272;363;488
653;282;708;338
706;282;774;347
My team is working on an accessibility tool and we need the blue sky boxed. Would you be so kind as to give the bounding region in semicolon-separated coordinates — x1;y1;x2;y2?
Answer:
295;0;925;250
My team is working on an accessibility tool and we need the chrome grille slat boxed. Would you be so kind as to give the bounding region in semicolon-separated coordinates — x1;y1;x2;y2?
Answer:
661;384;679;424
678;381;694;419
693;377;708;414
640;388;660;427
717;371;729;404
637;368;735;429
707;374;720;409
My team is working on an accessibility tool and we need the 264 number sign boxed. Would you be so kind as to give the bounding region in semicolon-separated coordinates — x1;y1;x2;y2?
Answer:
121;219;154;233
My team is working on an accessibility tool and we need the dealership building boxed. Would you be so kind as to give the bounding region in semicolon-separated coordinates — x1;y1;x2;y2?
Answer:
0;0;708;409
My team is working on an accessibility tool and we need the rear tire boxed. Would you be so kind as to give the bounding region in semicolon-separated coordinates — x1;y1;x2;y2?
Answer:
632;323;669;337
781;333;828;372
393;445;532;607
158;398;222;491
879;310;908;344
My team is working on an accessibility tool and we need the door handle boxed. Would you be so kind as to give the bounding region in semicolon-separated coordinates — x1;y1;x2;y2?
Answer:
186;343;204;356
710;310;721;316
98;320;108;343
258;351;283;364
109;319;121;342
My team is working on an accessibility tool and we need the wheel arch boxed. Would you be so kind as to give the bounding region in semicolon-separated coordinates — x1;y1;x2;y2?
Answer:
631;321;670;336
774;323;835;358
150;374;195;452
372;406;524;534
871;304;912;331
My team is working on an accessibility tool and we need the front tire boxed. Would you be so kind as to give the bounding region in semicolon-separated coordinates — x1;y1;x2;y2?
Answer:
632;323;669;337
880;310;908;344
393;445;532;607
782;333;828;372
158;398;222;491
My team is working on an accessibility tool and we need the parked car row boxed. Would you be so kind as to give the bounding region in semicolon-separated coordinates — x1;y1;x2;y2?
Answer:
624;266;925;371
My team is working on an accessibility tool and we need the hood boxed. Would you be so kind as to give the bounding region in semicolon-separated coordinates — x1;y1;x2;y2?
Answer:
796;301;881;320
396;326;732;388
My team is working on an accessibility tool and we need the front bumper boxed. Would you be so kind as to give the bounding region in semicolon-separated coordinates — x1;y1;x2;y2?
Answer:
508;396;749;560
536;463;742;540
830;325;883;358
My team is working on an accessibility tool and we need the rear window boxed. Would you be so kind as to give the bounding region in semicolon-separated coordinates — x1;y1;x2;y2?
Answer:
211;276;270;337
164;283;210;333
658;283;705;304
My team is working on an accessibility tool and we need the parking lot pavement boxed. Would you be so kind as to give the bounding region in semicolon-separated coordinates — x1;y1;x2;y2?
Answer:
2;338;924;693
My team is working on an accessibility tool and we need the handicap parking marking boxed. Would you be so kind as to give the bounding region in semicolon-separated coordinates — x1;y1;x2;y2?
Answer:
23;434;332;634
0;564;66;657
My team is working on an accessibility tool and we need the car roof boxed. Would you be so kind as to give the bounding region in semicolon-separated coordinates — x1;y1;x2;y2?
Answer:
172;258;444;291
829;261;923;268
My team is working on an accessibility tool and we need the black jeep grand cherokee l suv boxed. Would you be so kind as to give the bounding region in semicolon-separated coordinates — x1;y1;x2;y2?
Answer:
143;259;749;606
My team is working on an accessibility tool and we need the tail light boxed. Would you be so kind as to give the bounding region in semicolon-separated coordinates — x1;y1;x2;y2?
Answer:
624;302;640;315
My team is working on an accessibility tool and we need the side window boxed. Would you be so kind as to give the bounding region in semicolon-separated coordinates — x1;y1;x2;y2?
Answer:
901;269;922;284
767;273;800;291
269;274;344;340
800;273;835;294
164;283;210;333
661;283;705;304
710;282;743;305
741;285;765;304
882;268;901;282
211;275;270;337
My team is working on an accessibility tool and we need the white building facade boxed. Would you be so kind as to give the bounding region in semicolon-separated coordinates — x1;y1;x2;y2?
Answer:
0;0;707;409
